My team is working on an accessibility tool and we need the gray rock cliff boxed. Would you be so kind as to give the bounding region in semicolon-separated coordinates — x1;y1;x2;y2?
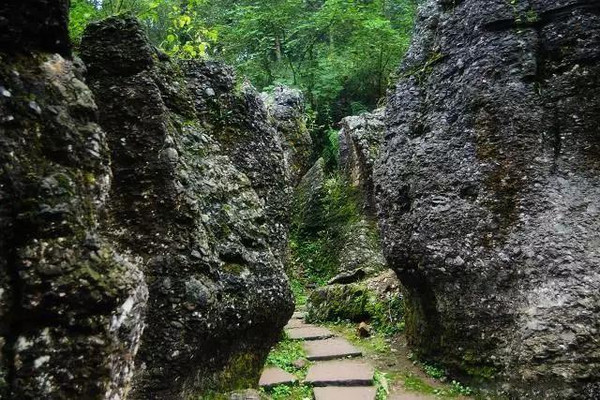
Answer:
375;1;600;398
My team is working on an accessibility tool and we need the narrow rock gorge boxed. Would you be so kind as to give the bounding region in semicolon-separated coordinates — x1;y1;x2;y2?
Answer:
1;0;599;399
375;0;600;398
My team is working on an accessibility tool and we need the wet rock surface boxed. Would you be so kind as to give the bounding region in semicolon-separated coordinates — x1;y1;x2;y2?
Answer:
0;7;147;399
80;16;294;398
375;0;600;398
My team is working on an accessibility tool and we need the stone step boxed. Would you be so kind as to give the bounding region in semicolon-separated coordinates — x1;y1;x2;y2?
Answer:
313;386;376;400
303;338;362;361
305;360;374;386
258;367;296;388
285;318;306;329
292;311;305;319
286;326;334;341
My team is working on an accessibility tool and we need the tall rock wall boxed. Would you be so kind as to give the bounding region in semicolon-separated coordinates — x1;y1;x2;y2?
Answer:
0;3;147;399
375;0;600;398
0;5;294;399
80;17;294;398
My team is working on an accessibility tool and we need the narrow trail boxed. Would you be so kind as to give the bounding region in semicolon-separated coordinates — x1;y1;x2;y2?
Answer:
259;306;472;400
260;308;377;399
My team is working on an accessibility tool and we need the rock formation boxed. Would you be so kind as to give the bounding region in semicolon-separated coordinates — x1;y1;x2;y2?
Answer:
183;63;292;264
0;2;147;398
80;17;294;398
375;1;600;398
0;4;294;398
263;86;313;186
339;108;385;215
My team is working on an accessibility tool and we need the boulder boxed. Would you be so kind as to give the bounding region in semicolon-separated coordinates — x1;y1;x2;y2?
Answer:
0;6;146;399
184;62;292;263
292;158;326;236
336;219;387;278
263;86;313;185
307;271;403;334
375;1;600;397
339;108;385;215
81;17;293;399
80;16;293;398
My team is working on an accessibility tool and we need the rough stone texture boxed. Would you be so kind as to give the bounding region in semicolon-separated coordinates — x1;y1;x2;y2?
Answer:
80;17;293;398
0;0;71;56
375;1;600;398
262;86;313;185
339;108;385;215
336;219;387;277
307;271;402;328
184;62;292;264
292;157;326;235
0;7;147;399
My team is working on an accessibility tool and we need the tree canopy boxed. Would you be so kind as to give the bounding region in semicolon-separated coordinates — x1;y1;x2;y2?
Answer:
70;0;416;154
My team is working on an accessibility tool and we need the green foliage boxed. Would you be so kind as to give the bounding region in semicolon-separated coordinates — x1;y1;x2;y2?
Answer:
265;336;307;375
69;0;216;57
69;0;417;153
69;0;98;44
290;173;361;284
261;384;313;400
374;370;390;400
422;363;446;380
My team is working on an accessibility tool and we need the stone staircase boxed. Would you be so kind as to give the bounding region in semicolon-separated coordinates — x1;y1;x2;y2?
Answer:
260;310;377;400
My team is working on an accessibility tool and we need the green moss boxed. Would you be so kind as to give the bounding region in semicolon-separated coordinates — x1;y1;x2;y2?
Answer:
308;283;404;336
222;263;244;276
199;351;263;393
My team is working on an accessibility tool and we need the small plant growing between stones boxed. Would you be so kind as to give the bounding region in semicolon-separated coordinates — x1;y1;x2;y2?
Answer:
374;370;390;400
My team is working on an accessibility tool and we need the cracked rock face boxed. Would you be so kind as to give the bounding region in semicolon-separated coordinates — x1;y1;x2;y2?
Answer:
0;5;147;399
80;17;294;398
375;1;600;398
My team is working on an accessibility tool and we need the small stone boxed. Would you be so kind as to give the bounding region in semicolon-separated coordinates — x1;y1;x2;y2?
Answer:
1;87;11;97
29;101;42;115
292;358;307;369
357;322;371;338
